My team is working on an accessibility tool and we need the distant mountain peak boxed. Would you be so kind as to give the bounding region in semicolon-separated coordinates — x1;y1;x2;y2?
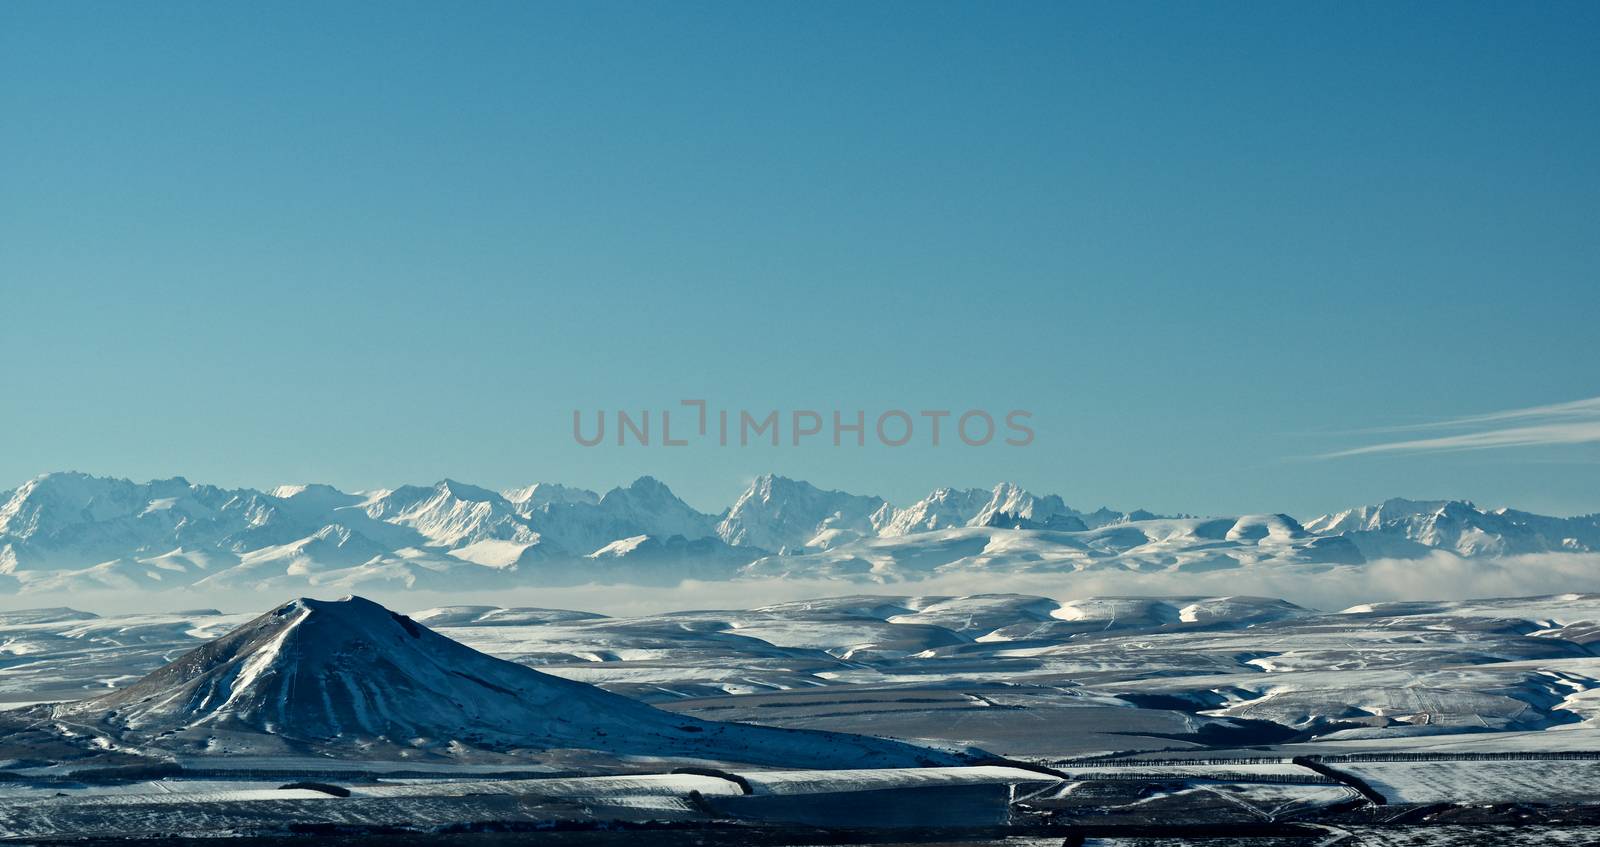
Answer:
502;482;598;508
626;474;669;490
432;479;501;502
718;474;886;552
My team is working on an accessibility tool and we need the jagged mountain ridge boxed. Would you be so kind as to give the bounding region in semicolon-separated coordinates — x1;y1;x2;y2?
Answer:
1305;497;1600;559
0;471;1596;592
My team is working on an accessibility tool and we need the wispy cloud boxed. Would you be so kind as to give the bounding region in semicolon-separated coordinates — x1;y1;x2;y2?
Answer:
1320;396;1600;459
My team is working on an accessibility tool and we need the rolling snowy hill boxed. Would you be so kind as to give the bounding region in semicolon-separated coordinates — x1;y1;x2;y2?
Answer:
3;592;1599;838
0;471;1595;593
9;592;1600;760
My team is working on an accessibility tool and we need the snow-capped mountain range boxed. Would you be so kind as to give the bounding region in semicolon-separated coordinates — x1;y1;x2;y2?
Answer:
0;472;1596;593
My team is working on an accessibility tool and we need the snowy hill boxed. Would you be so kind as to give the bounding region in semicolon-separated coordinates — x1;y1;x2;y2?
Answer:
0;471;1595;593
9;591;1597;760
744;514;1364;581
42;595;967;769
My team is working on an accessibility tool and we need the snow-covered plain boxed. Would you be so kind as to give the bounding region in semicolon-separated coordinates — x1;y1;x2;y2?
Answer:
14;596;966;773
1337;759;1600;804
2;591;1600;839
7;591;1600;759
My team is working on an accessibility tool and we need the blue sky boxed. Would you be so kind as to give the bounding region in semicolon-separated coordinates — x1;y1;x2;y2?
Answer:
3;1;1597;518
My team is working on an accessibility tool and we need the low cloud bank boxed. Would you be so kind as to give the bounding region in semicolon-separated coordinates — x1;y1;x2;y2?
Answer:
9;552;1600;617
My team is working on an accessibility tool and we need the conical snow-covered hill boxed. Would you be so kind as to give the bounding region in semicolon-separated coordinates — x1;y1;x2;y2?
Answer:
1;471;1596;593
46;595;967;769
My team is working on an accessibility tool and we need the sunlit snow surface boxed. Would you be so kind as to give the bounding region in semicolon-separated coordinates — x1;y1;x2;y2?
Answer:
3;592;1600;840
5;592;1600;759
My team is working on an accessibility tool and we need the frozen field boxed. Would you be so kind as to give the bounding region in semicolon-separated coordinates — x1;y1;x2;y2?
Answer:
1337;759;1600;804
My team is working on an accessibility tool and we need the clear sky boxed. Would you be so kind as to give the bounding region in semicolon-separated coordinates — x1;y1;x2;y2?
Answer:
3;1;1597;519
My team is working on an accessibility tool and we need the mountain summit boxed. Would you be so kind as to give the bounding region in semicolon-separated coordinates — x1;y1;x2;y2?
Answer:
46;595;962;769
